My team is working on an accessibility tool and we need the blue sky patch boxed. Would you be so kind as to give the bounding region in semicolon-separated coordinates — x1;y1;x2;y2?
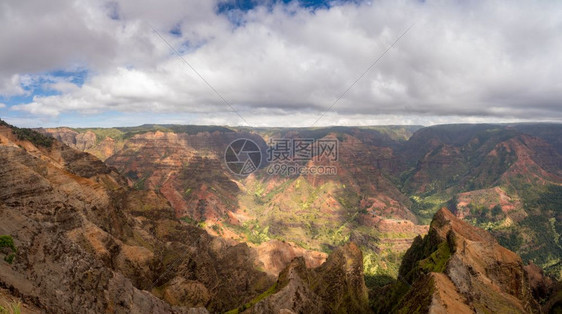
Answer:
1;68;88;109
169;23;182;37
216;0;357;14
105;1;120;20
217;0;361;26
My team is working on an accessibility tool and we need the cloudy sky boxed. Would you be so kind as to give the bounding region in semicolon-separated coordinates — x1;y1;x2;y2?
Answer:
1;0;561;128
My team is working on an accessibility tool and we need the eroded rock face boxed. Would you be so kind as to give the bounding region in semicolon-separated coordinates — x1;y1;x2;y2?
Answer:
524;262;555;302
163;277;211;307
313;242;370;312
398;272;473;314
0;124;274;313
249;242;370;314
395;208;539;313
39;128;119;161
256;240;327;276
99;131;271;230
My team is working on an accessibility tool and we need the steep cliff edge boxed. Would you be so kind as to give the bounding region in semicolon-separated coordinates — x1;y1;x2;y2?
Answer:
0;122;274;313
239;242;369;314
375;207;540;313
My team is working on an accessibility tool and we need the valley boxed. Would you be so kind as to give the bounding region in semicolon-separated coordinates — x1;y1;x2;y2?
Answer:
40;123;562;283
2;119;562;312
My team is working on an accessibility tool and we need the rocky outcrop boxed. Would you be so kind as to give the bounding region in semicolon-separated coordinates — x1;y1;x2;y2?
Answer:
248;242;370;314
524;262;555;302
103;130;266;221
0;123;274;313
393;208;539;313
0;287;42;314
256;240;327;276
398;272;473;314
39;128;118;161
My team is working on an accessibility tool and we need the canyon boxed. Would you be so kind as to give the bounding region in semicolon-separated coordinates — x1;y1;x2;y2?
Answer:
40;123;562;281
1;119;561;312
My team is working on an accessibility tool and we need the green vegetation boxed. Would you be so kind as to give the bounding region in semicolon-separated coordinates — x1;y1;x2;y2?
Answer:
398;229;453;284
211;224;224;236
72;127;125;142
132;172;152;190
225;283;278;313
409;195;448;224
371;280;411;314
491;204;502;216
524;184;562;212
394;276;435;314
114;124;234;139
365;274;396;289
0;301;22;314
481;184;562;279
0;235;17;264
14;127;54;148
518;215;562;267
417;241;452;273
72;124;234;141
371;229;454;313
237;176;416;282
468;203;492;224
180;216;196;225
224;221;271;244
400;126;521;194
363;250;403;289
0;119;54;148
496;231;523;250
395;124;562;280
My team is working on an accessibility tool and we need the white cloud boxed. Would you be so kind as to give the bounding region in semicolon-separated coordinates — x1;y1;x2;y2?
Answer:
0;75;26;96
3;0;562;126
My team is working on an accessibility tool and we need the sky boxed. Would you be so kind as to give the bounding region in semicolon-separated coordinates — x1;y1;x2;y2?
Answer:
0;0;561;128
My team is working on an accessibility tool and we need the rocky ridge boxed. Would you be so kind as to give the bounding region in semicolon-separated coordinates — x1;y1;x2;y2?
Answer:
377;208;541;313
246;242;369;314
0;123;274;313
